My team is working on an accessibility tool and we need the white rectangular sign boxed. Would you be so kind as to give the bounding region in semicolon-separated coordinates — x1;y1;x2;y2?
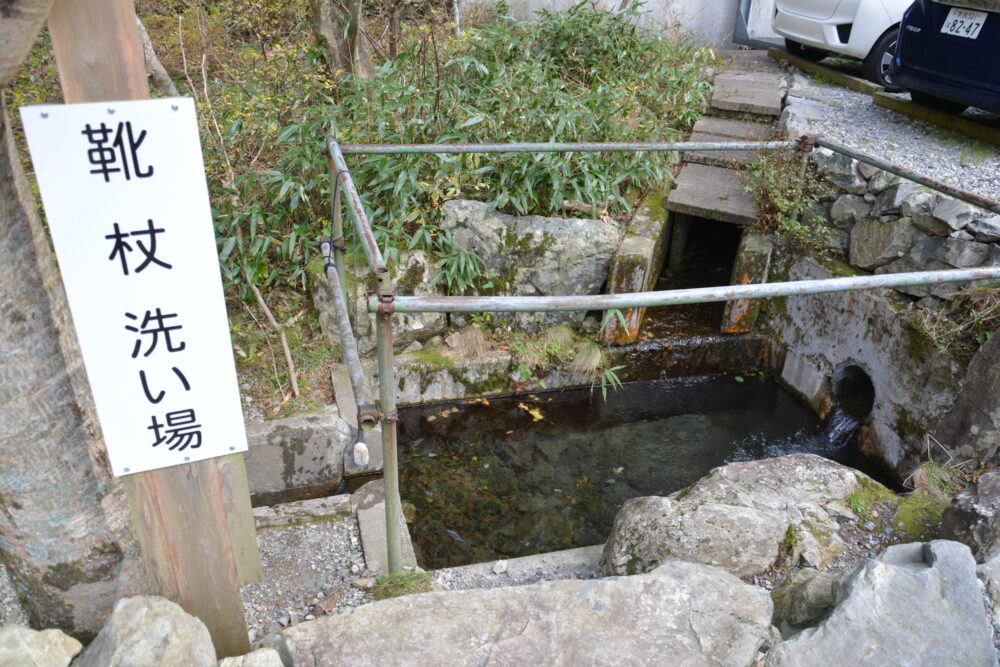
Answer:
20;98;248;476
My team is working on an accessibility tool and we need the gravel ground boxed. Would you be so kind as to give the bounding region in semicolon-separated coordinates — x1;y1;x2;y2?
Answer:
786;67;1000;202
241;516;371;646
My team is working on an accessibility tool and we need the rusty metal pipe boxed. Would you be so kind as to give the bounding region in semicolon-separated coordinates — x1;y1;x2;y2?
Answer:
334;140;798;155
319;240;379;430
328;141;386;270
370;267;1000;313
815;138;1000;214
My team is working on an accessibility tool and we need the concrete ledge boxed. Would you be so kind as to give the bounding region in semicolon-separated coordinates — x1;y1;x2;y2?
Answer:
352;480;418;575
432;545;603;590
768;47;884;97
252;495;352;530
873;92;1000;147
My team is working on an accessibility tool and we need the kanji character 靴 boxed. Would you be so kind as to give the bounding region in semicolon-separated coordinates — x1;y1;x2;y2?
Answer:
82;121;154;183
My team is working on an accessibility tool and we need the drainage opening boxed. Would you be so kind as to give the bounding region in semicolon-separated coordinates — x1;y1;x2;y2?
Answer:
643;214;742;337
833;365;875;423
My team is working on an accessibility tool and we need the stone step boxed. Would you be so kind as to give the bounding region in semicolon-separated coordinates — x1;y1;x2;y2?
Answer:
722;49;785;75
709;71;785;118
666;163;757;226
692;116;773;141
685;131;758;167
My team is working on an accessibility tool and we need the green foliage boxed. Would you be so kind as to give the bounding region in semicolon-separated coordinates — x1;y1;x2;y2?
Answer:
371;571;433;600
743;149;833;249
207;3;714;297
907;286;1000;360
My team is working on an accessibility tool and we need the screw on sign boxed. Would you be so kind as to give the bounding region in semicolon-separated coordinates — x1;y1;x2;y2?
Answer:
20;98;249;476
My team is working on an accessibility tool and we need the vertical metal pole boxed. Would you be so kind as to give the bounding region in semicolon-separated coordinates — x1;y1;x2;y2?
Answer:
376;296;403;573
328;158;348;306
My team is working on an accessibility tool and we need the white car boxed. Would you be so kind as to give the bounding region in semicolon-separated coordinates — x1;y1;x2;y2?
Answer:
771;0;913;89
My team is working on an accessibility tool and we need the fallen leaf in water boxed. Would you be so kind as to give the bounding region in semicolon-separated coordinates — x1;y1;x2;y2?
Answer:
719;194;729;200
517;402;544;421
426;415;437;422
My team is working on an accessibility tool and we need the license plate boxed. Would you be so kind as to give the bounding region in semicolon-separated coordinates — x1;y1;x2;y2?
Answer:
941;7;988;39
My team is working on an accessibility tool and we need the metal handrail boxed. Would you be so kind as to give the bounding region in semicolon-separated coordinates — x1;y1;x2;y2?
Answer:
325;134;1000;574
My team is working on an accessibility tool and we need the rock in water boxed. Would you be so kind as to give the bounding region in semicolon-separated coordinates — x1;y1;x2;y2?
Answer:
0;626;81;667
281;561;773;666
75;596;216;666
766;541;995;666
601;454;867;577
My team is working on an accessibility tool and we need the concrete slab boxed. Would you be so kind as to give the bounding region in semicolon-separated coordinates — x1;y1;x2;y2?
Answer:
332;366;384;477
431;544;603;591
710;73;784;117
722;230;774;333
244;407;353;505
252;494;352;530
780;349;829;411
685;131;758;167
353;480;418;575
692;116;772;141
723;49;785;74
666;163;757;226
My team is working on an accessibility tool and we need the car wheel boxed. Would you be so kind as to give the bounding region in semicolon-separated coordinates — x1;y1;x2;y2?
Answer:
910;91;968;114
785;38;827;63
862;30;902;92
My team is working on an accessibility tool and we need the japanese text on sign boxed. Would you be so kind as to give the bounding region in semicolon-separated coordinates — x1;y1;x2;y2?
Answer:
20;98;248;476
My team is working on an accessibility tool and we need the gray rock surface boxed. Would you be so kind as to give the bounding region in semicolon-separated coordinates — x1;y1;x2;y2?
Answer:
312;249;447;355
766;541;996;666
75;596;216;667
0;626;81;667
770;568;837;639
601;454;865;577
440;200;617;328
969;216;1000;243
943;470;1000;562
244;408;352;502
849;218;925;269
933;198;976;232
282;560;773;666
830;194;871;228
218;647;284;667
933;332;1000;466
811;148;866;194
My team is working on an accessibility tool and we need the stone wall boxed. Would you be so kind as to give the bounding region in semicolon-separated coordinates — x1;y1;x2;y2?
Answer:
761;141;999;478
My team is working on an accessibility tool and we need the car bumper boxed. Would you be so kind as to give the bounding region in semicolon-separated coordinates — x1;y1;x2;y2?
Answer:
772;10;870;59
892;62;1000;113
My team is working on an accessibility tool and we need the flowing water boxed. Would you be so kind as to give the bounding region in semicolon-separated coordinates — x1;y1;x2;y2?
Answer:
398;373;872;569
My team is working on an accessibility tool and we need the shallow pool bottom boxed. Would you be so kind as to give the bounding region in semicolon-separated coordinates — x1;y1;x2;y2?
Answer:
398;373;862;569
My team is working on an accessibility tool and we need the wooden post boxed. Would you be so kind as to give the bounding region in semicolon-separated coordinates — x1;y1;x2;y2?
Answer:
47;0;257;657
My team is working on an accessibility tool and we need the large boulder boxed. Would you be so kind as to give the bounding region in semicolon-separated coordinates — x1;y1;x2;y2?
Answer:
440;200;618;329
765;541;995;666
281;560;773;666
75;596;216;666
942;470;1000;562
0;626;81;667
601;454;867;577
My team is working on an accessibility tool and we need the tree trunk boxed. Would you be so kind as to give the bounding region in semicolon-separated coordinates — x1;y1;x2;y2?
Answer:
309;0;372;78
0;93;150;640
135;16;178;96
0;0;55;86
